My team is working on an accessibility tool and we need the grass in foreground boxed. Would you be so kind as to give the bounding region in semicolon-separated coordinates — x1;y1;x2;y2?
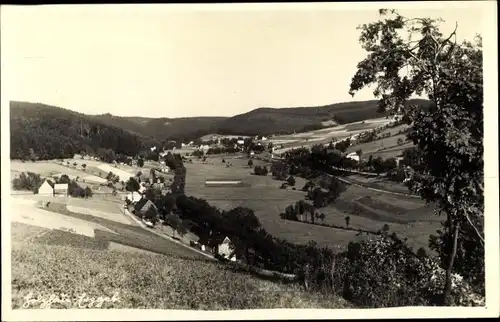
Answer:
11;241;352;310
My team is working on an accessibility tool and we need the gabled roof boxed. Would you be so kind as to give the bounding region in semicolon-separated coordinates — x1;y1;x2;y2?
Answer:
134;198;157;213
43;179;55;188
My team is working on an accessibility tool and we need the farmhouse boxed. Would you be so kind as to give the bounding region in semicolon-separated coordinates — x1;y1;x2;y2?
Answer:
53;183;68;197
215;236;236;261
126;191;142;204
346;152;360;162
133;198;158;219
38;179;55;196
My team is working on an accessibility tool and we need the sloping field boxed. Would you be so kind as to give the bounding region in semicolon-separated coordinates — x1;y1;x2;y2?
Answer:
97;164;135;182
66;205;131;225
269;117;396;154
11;239;350;309
10;197;118;238
9;191;350;309
11;160;88;178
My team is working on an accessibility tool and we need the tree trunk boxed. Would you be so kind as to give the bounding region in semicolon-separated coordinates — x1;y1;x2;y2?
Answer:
443;220;460;305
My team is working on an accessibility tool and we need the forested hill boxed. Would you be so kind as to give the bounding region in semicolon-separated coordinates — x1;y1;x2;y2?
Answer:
89;99;432;138
215;99;432;136
10;101;159;161
9;98;432;160
92;114;227;142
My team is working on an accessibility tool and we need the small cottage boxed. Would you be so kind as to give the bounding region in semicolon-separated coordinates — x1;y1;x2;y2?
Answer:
126;191;142;204
212;236;236;262
38;179;55;196
138;185;147;194
346;152;360;162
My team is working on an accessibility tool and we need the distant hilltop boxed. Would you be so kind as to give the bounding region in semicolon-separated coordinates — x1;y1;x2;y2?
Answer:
10;99;431;142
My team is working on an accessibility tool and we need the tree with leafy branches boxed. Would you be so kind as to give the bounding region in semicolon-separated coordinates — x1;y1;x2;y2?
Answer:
349;9;484;304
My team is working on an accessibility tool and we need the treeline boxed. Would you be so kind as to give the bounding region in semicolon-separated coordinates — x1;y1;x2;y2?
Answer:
10;102;157;161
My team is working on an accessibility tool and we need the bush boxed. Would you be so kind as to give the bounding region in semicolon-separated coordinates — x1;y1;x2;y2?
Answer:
287;176;296;186
12;172;43;193
253;165;268;176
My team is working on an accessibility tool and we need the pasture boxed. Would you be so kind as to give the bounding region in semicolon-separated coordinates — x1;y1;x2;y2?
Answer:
185;156;440;252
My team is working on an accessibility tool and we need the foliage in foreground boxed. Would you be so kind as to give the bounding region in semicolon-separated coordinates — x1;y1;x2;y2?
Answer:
307;234;485;308
11;241;350;310
349;9;484;303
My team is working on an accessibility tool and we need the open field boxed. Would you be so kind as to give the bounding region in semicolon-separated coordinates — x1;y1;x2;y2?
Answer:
184;155;439;252
96;163;135;182
9;194;350;309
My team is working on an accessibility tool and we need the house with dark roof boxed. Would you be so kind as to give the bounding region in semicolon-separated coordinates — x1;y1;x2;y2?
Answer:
197;234;236;261
133;198;158;220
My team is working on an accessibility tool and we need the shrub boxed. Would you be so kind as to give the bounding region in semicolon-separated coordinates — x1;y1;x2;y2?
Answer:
12;172;43;193
253;165;268;176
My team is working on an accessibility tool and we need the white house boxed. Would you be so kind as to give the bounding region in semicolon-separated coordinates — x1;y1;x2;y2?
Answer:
237;140;245;145
150;146;157;152
38;179;55;196
261;136;268;141
346;152;360;162
126;191;142;204
217;237;236;262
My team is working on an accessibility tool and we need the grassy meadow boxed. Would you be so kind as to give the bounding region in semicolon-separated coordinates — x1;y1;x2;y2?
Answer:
185;154;440;252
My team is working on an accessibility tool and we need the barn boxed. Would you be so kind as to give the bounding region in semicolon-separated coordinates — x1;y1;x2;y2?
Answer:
53;183;68;197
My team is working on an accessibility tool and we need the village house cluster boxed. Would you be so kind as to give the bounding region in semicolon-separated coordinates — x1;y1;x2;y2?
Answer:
123;182;236;262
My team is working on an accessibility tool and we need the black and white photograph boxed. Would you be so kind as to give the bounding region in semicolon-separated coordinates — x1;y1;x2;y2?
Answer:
1;1;498;320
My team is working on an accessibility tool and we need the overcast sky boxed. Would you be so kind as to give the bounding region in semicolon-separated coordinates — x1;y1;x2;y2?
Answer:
1;2;489;118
